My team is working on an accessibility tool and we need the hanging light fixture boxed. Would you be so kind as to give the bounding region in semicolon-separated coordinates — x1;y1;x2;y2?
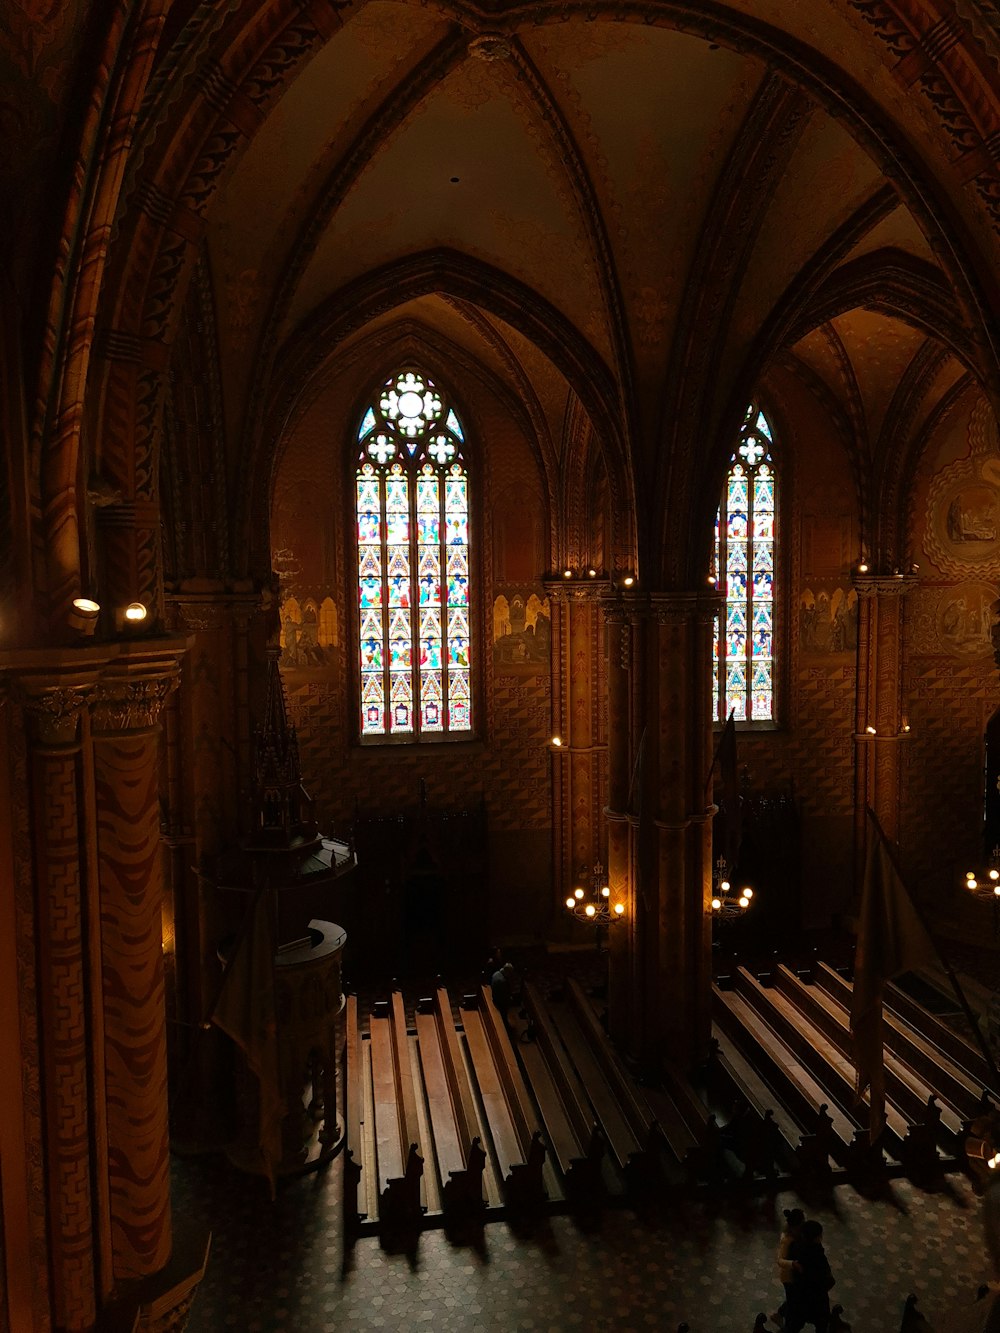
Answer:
710;855;754;922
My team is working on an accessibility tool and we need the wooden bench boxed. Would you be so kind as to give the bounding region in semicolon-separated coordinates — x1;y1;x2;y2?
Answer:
713;984;853;1182
462;988;546;1208
817;962;996;1108
733;967;902;1173
413;989;486;1213
343;994;365;1231
520;982;605;1200
368;991;424;1227
562;980;662;1188
773;965;961;1171
706;1028;799;1180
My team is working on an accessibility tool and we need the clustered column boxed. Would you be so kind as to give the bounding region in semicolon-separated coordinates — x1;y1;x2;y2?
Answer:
853;574;916;864
605;590;717;1071
6;644;184;1326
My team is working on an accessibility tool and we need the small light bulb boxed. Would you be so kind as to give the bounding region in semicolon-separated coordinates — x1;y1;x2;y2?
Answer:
858;561;869;573
969;878;979;890
990;870;999;881
551;735;562;747
588;568;597;578
720;879;730;892
601;886;610;898
585;904;596;918
563;568;573;579
614;903;625;915
574;887;584;900
967;871;977;881
711;897;722;911
993;885;1000;897
707;574;717;585
743;887;753;898
124;601;147;622
72;597;100;614
623;575;635;587
565;897;576;910
866;725;876;735
739;896;749;909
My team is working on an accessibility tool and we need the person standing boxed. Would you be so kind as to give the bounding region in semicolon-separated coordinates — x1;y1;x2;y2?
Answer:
784;1219;835;1333
490;961;516;1036
771;1207;805;1327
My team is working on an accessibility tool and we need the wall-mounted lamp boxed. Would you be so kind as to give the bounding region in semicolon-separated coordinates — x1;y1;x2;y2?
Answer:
707;574;717;586
116;601;149;632
69;597;101;636
622;575;635;588
865;725;877;735
588;568;597;578
857;561;869;574
563;568;573;579
550;735;563;748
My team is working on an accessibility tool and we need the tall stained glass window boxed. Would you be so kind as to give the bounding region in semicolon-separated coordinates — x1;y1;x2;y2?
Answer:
713;404;776;723
355;369;472;740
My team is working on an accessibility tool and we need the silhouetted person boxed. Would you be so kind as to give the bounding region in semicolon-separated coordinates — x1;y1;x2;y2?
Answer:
772;1207;805;1326
785;1219;835;1333
490;962;516;1035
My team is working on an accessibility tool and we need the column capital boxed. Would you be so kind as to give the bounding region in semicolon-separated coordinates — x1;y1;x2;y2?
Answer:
11;680;95;745
542;576;613;603
601;588;723;625
165;585;274;633
852;573;919;598
91;646;186;733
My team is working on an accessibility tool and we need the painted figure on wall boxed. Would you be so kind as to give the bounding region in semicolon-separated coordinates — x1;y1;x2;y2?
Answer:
800;587;858;655
493;590;551;670
280;596;339;668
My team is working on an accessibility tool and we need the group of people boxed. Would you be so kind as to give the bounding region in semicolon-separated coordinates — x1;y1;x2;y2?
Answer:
773;1208;839;1332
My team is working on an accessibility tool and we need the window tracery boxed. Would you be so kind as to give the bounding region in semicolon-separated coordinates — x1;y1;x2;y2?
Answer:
355;370;472;740
714;404;776;723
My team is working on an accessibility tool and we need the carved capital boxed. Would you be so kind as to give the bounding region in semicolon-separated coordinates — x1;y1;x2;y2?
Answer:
14;683;93;746
543;577;613;603
852;573;919;599
92;675;178;733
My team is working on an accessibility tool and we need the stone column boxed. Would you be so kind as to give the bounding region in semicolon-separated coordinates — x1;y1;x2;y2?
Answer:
604;600;632;1046
91;651;181;1281
611;591;717;1070
17;679;101;1329
853;574;916;867
545;580;611;927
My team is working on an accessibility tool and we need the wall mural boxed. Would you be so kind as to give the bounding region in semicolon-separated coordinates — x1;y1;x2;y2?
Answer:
493;588;551;672
909;582;999;659
279;595;339;669
925;402;1000;578
799;585;858;655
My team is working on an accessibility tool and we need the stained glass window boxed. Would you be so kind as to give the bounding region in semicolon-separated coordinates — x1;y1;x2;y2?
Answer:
355;369;472;739
713;404;776;723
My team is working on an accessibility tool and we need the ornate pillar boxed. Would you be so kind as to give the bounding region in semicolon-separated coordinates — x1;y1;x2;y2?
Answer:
853;574;916;868
545;581;611;924
607;590;717;1070
91;650;182;1281
13;677;105;1329
604;600;631;1046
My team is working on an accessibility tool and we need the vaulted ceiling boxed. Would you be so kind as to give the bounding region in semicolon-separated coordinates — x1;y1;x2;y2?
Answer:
195;2;981;518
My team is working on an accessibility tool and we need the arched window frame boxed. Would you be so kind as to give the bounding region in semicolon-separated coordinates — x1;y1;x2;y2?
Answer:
353;368;474;744
713;403;779;726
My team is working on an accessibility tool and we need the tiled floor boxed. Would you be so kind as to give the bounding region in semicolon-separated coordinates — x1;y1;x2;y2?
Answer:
177;1151;993;1332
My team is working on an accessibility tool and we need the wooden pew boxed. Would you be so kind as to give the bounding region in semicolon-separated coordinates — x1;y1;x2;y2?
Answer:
368;992;425;1227
772;965;962;1169
561;980;662;1188
343;994;365;1231
732;967;903;1172
462;988;546;1208
413;989;486;1213
713;984;853;1182
817;962;995;1110
520;982;605;1201
707;1028;799;1180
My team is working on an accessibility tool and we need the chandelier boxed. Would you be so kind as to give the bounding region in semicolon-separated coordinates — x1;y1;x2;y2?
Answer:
565;861;625;927
963;847;1000;932
711;855;754;922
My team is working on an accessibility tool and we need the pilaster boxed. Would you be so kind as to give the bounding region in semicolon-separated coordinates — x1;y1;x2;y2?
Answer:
852;574;916;873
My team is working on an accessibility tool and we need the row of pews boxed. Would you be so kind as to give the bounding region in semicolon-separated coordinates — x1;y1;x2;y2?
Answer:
342;959;997;1235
